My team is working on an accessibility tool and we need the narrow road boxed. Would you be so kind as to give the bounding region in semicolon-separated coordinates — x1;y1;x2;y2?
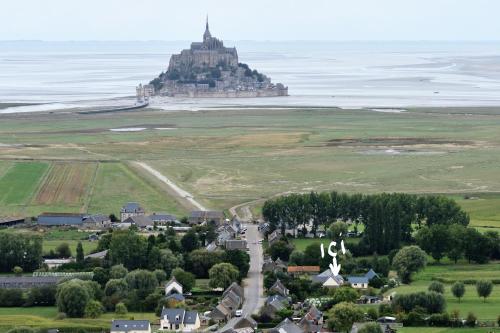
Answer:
132;161;207;211
222;224;264;331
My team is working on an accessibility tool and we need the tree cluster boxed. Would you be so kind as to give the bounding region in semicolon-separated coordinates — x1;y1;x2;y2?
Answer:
0;233;43;273
263;192;469;254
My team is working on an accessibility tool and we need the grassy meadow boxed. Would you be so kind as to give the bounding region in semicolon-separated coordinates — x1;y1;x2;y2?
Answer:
0;307;158;333
0;107;499;231
388;262;500;321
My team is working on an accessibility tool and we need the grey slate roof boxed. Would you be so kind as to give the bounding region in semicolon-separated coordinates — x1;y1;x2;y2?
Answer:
312;269;344;284
269;318;304;333
84;249;108;259
365;269;379;280
348;276;369;284
110;320;150;332
84;214;109;224
223;282;244;300
124;215;153;228
149;213;178;223
269;279;289;297
0;276;60;289
121;202;144;213
233;316;258;329
161;308;198;325
38;213;85;226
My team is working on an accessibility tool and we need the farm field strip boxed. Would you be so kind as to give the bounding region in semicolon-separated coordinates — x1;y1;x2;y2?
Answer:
33;162;97;205
0;161;49;206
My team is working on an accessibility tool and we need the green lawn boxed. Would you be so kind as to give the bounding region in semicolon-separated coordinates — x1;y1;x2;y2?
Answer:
399;328;500;333
0;161;49;207
0;228;97;255
388;262;500;321
451;194;500;231
0;307;157;333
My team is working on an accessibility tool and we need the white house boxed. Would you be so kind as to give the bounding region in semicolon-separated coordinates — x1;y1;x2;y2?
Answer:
312;269;344;288
110;320;151;333
160;308;201;332
347;276;369;289
165;277;183;296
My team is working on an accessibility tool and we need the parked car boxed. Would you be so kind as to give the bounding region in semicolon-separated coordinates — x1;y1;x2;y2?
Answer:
235;309;243;317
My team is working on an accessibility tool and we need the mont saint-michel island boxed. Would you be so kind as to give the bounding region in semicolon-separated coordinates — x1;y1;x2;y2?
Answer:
146;19;288;98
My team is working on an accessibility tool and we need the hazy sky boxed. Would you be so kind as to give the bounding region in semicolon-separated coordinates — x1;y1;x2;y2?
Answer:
2;0;500;41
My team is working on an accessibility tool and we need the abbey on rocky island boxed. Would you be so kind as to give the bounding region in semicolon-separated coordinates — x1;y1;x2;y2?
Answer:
148;19;288;98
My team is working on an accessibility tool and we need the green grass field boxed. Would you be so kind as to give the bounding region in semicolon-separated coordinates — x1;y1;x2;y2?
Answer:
0;160;187;218
0;307;158;333
388;263;500;321
0;228;97;255
0;162;49;207
1;107;500;230
399;328;500;333
291;237;360;252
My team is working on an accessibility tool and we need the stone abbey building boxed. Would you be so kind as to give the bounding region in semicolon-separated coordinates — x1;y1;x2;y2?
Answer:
149;19;288;98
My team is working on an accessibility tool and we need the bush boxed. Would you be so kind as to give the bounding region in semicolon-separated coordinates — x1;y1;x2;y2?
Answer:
465;312;477;327
84;300;104;318
428;313;451;327
115;302;128;316
358;322;383;333
402;310;426;326
428;281;445;294
393;291;445;314
366;307;378;321
0;288;25;307
378;303;393;317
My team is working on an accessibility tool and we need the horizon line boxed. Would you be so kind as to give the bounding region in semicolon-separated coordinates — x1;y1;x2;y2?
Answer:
1;39;500;43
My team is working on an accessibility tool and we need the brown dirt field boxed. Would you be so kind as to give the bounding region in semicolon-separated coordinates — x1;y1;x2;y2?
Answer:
34;162;97;205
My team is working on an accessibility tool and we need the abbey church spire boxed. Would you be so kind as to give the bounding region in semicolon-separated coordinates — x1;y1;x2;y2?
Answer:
203;15;212;41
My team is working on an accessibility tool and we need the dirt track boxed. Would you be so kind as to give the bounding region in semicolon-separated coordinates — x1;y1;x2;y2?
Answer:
133;161;206;211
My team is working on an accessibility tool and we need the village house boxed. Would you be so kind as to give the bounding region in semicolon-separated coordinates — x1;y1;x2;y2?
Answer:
123;215;154;229
298;305;323;333
267;230;281;245
262;294;290;318
269;279;289;297
148;213;178;225
43;258;73;269
165;277;183;296
312;269;345;288
110;320;151;333
188;210;225;225
120;202;145;222
269;318;304;333
37;213;110;229
0;216;26;227
160;308;201;332
347;276;369;289
210;282;244;322
262;257;287;274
